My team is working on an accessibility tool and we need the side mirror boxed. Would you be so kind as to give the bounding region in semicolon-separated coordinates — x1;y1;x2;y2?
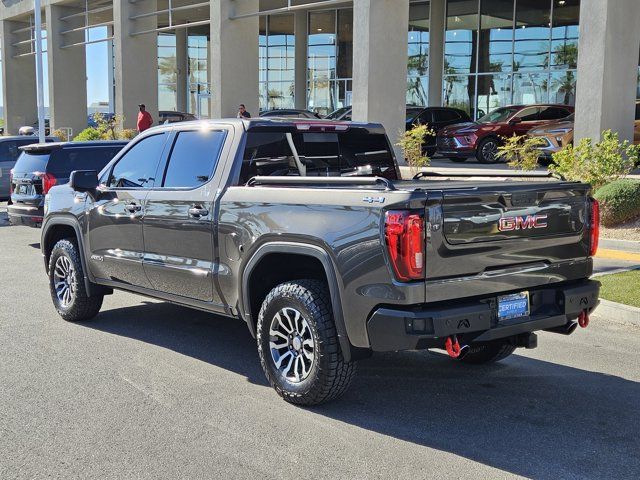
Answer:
509;117;523;125
69;170;99;192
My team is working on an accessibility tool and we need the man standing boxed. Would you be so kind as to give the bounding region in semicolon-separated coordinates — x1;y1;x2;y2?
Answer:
237;104;251;119
137;104;153;133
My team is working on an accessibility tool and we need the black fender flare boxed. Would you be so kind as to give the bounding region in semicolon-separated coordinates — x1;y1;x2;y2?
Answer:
241;242;353;362
41;216;97;297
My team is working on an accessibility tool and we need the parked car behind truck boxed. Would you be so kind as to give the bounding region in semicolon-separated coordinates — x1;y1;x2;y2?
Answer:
41;118;600;405
530;101;640;163
9;141;127;227
0;136;57;200
437;104;574;163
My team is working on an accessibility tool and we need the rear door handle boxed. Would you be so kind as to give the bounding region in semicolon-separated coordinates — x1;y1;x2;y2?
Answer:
125;202;142;213
188;205;209;218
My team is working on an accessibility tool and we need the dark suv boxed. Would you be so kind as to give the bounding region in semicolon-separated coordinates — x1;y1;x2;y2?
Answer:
9;141;127;227
0;136;57;199
437;104;574;163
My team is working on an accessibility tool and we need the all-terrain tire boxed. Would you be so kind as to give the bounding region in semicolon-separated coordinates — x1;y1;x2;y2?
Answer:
459;340;516;365
48;239;103;322
257;279;356;406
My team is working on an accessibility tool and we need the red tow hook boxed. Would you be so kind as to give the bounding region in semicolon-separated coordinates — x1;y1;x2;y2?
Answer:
578;310;590;328
445;335;469;359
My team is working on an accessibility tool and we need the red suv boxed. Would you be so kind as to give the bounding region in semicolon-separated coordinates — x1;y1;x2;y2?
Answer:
436;104;574;164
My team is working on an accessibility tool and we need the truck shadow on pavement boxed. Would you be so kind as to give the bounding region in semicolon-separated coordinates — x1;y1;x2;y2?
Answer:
87;301;639;480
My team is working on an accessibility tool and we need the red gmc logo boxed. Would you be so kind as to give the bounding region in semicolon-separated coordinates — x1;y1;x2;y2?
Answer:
498;214;548;232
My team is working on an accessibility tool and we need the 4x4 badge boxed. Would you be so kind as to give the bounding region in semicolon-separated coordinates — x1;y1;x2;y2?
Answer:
362;196;385;204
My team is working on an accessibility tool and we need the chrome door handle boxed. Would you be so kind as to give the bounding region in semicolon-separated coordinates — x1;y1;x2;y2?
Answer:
125;202;142;213
188;206;209;218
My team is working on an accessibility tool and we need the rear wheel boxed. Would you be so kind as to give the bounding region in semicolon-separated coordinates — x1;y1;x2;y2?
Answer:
49;239;103;322
256;279;356;406
459;340;516;364
476;137;501;164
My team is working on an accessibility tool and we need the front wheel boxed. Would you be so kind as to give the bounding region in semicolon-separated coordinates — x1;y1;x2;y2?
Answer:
257;280;356;406
459;340;516;364
476;137;501;164
49;239;103;322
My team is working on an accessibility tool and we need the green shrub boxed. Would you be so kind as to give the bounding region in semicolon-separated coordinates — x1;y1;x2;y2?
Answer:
119;129;137;140
593;179;640;227
550;130;639;189
74;127;103;141
498;134;546;171
396;123;434;174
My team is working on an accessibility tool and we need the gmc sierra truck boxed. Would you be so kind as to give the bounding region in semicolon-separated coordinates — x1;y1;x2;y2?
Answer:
41;118;600;405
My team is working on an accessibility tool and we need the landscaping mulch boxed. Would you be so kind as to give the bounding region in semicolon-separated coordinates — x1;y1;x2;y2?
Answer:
600;216;640;242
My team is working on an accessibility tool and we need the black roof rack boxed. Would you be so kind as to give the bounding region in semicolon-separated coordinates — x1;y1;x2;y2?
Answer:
246;176;396;190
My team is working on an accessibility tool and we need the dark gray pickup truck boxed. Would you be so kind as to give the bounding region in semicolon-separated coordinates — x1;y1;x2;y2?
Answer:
41;118;600;405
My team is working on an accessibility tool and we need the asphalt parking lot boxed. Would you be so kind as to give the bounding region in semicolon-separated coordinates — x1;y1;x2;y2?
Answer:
1;215;640;479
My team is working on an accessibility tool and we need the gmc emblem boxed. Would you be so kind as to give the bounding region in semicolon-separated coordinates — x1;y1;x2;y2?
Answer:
498;214;548;232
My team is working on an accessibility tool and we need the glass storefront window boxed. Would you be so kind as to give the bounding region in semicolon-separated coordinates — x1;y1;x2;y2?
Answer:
551;0;580;69
513;72;549;104
187;31;209;115
266;15;295;109
308;11;337;115
443;74;475;115
408;2;430;105
478;0;514;73
514;0;551;71
476;74;512;115
158;33;177;111
445;0;479;75
549;70;576;105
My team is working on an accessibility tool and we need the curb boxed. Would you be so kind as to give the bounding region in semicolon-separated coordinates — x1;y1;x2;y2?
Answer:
595;299;640;327
599;238;640;254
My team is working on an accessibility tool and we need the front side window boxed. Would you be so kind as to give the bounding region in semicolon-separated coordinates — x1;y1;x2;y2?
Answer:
163;130;227;188
108;134;168;188
514;107;540;121
477;106;520;124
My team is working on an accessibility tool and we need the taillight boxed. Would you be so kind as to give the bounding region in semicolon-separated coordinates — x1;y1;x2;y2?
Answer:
35;171;57;194
589;198;600;257
384;210;425;281
9;169;14;195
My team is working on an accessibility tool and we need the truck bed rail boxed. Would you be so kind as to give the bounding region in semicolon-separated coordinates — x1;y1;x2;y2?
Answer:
246;175;396;190
412;171;564;180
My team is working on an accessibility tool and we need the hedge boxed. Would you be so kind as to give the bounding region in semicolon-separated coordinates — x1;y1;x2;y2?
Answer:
593;179;640;227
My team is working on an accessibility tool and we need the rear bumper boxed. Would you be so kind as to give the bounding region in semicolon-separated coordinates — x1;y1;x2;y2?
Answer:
8;204;44;227
367;280;600;352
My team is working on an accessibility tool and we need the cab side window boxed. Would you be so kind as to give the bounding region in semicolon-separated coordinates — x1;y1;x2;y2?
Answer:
108;133;168;188
162;130;226;188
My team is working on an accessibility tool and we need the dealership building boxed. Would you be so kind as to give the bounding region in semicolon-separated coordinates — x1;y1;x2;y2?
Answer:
0;0;639;148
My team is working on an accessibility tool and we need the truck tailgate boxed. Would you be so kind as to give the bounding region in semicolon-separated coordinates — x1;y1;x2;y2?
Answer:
424;182;593;302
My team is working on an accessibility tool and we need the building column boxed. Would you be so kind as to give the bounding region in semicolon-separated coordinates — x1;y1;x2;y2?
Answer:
0;20;37;134
46;4;88;138
428;0;445;107
210;0;259;118
176;28;188;113
574;0;640;143
352;0;410;161
294;10;308;110
113;1;158;130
